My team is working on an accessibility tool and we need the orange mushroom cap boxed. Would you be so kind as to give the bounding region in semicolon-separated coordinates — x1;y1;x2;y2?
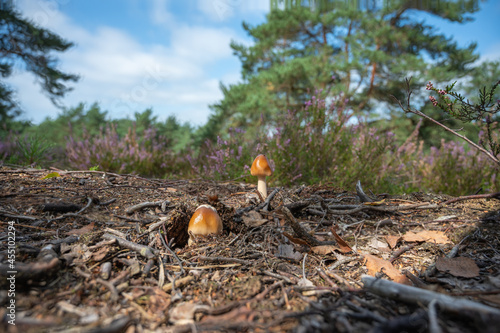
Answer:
250;154;273;177
188;204;223;237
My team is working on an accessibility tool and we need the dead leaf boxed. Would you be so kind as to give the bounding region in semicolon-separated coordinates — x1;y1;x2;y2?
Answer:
311;245;339;255
169;302;210;325
241;210;269;227
283;232;310;246
65;222;95;236
363;199;385;206
330;227;353;253
298;277;314;287
41;172;60;180
71;244;92;264
277;243;303;261
369;237;390;252
91;246;110;261
384;235;401;249
403;230;450;244
363;253;411;285
435;257;479;278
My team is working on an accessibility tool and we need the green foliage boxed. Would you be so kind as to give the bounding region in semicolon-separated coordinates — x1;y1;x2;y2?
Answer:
7;134;54;167
267;94;397;191
394;137;499;195
27;103;194;155
188;90;499;195
66;123;190;178
1;92;497;196
0;6;78;129
395;77;500;168
426;79;500;158
187;127;256;181
200;0;480;143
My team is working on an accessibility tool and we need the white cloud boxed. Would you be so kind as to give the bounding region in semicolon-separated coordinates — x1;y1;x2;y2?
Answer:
480;42;500;63
17;0;71;31
7;0;249;126
197;0;242;21
197;0;269;21
171;26;235;62
150;0;175;27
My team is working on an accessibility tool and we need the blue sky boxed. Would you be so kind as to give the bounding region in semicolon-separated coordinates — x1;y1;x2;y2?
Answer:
7;0;500;126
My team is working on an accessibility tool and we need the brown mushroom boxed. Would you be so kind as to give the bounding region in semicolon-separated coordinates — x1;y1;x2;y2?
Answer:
250;154;273;199
187;204;222;245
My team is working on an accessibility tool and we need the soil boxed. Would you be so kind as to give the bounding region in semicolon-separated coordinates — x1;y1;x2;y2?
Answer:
0;166;499;333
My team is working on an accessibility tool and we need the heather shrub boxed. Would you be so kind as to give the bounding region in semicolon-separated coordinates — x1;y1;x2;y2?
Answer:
419;140;499;194
0;132;17;164
398;78;500;166
187;127;256;181
190;91;401;192
66;123;186;178
189;88;499;196
389;124;499;195
268;93;398;191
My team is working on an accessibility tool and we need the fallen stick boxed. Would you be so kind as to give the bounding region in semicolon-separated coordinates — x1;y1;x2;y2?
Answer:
0;209;39;221
257;187;280;212
356;180;374;203
102;233;158;259
125;200;170;215
440;191;500;205
162;275;194;292
362;275;500;317
0;258;60;282
281;206;336;246
197;256;252;266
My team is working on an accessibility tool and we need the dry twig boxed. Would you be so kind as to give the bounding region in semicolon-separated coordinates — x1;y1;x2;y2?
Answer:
362;275;500;318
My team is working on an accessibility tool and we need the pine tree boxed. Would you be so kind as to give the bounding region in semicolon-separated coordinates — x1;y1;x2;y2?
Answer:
0;3;78;131
202;0;480;141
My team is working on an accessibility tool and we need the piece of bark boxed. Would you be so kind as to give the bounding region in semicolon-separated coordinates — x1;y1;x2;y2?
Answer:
41;203;82;213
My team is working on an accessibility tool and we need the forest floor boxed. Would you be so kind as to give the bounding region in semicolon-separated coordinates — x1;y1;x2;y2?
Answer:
0;166;499;333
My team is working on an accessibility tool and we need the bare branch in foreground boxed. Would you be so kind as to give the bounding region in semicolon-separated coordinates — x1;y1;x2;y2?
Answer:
362;275;500;318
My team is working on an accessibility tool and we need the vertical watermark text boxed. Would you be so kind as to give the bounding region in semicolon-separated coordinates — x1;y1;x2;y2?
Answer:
6;220;17;326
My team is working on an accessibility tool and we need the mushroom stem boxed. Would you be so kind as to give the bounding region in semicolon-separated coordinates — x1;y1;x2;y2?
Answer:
257;176;268;199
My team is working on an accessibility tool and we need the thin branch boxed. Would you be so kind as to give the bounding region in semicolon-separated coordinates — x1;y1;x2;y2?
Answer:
392;79;500;165
440;192;500;205
102;233;158;259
